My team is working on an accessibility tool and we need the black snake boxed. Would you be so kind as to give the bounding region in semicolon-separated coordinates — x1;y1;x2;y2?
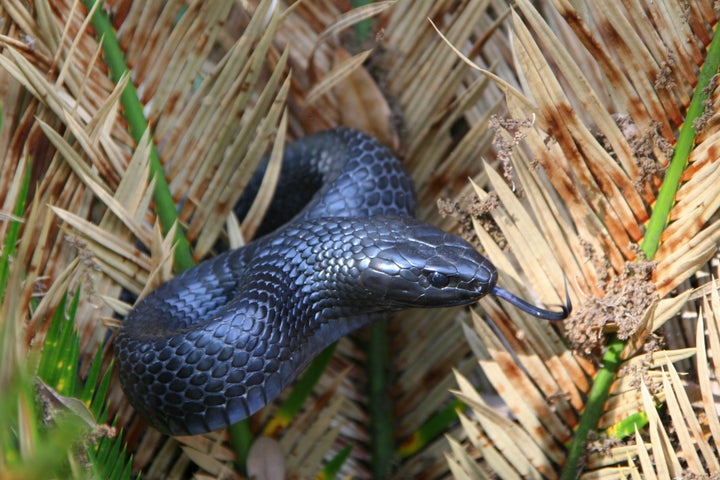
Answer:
115;128;570;436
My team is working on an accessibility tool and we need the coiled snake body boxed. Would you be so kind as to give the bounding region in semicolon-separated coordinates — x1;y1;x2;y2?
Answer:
116;128;569;436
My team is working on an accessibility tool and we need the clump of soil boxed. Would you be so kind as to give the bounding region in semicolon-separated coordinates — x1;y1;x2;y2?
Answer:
565;258;658;356
437;191;503;249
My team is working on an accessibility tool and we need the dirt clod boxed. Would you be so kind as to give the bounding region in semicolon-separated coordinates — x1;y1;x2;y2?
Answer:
565;258;658;356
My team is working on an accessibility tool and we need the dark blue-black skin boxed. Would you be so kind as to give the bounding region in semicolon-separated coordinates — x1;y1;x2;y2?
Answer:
115;128;569;436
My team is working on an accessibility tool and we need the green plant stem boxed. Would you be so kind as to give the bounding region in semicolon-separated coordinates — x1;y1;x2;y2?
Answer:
81;0;252;466
228;421;253;474
367;320;392;479
639;28;720;259
350;0;374;47
560;338;623;480
561;26;720;479
81;0;194;272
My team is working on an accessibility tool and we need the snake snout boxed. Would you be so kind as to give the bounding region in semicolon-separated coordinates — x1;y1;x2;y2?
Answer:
417;241;498;307
357;222;498;308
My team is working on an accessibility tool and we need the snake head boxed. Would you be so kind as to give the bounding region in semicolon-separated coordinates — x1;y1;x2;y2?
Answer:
356;219;497;308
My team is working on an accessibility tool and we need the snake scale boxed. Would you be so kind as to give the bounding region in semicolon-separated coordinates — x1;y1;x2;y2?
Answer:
115;128;570;436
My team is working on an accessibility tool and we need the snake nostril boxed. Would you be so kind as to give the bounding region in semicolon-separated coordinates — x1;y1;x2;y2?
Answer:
470;278;490;294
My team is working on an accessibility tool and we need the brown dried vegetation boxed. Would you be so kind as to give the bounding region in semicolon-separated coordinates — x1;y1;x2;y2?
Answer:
2;0;720;478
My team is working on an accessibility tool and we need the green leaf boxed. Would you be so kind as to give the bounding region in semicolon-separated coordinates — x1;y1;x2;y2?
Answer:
264;343;338;435
396;399;466;458
0;157;31;302
318;445;352;480
35;288;136;479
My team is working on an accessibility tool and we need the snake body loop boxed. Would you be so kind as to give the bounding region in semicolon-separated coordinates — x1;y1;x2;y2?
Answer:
116;128;569;436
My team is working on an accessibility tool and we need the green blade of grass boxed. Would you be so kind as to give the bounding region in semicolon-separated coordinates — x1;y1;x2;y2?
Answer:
317;445;352;480
37;288;82;397
396;399;466;459
37;291;69;389
81;346;104;405
28;287;136;478
0;157;32;302
91;361;115;421
605;411;649;439
560;27;720;480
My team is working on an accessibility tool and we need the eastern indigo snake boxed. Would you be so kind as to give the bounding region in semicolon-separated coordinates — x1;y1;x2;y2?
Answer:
115;128;570;436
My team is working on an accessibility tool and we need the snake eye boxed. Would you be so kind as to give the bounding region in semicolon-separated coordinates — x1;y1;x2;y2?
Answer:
428;271;450;288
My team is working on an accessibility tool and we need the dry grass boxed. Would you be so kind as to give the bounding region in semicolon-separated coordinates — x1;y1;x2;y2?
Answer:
1;0;719;478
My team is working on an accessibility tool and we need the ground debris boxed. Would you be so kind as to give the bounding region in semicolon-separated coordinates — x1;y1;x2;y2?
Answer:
565;257;658;356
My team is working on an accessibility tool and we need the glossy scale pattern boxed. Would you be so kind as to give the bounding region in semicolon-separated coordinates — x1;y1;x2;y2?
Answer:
115;128;566;435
